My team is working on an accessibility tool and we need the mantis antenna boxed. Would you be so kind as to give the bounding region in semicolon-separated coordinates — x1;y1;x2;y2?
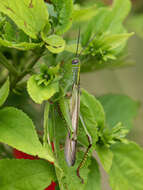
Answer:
75;28;81;57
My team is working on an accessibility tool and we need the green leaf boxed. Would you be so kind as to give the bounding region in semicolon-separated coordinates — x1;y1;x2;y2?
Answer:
51;0;73;34
84;158;101;190
98;94;139;130
43;34;65;54
109;142;143;190
0;38;43;50
81;32;133;72
0;0;49;39
81;0;131;49
0;159;56;190
101;32;134;51
80;52;134;73
0;78;9;107
111;0;131;24
3;19;29;41
73;4;98;23
81;89;105;128
96;145;113;172
93;0;131;34
27;75;59;104
100;122;129;147
0;16;44;50
0;107;54;163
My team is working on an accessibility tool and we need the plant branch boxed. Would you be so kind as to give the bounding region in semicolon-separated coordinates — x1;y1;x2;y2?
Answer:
0;52;18;76
11;49;45;88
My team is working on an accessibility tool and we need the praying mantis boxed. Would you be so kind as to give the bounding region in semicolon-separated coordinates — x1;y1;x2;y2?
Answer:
59;30;94;183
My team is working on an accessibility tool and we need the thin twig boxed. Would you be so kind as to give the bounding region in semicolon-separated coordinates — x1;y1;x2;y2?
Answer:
0;52;18;76
11;49;45;88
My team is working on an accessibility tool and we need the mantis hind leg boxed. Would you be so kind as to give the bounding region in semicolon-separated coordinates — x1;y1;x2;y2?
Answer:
77;113;92;184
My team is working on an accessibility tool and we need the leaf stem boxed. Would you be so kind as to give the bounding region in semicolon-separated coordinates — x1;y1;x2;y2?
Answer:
11;49;45;88
0;52;18;76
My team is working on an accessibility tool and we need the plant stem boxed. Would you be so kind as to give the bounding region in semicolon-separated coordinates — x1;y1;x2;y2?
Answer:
11;49;45;88
0;52;18;76
19;53;42;79
43;101;50;147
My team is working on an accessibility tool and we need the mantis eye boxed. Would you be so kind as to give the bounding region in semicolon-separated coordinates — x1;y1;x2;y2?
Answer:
72;59;79;65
